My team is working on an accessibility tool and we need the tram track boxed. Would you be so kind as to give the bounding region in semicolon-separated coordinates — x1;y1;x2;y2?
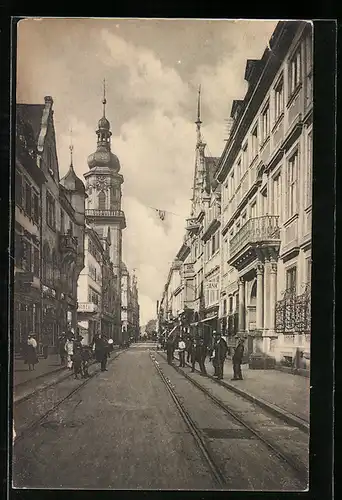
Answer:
151;350;308;487
149;352;227;488
13;349;126;444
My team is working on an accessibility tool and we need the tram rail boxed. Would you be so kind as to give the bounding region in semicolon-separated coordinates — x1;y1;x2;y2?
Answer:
13;349;125;444
152;350;308;487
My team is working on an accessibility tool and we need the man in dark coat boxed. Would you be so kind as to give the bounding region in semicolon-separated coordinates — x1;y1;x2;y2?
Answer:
232;337;245;380
191;337;207;375
166;334;174;365
212;332;228;379
93;334;109;372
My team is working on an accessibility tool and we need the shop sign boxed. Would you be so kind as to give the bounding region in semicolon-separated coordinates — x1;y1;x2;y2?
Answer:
205;281;219;290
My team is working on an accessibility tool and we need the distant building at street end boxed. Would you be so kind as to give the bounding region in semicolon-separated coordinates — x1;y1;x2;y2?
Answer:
15;96;86;354
84;86;126;344
215;21;312;366
121;263;140;342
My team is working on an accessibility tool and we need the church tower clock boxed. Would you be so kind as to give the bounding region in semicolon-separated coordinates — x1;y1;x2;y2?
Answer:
84;81;126;343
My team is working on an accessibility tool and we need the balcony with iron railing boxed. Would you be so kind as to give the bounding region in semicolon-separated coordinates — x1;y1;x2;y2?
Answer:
228;215;281;266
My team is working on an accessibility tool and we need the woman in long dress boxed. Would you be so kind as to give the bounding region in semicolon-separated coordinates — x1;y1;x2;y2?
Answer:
25;334;38;371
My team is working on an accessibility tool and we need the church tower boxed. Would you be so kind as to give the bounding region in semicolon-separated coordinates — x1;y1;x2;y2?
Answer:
84;81;126;343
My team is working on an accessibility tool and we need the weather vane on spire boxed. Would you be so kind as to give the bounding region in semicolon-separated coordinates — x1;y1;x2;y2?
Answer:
196;84;202;124
69;126;74;166
102;78;107;116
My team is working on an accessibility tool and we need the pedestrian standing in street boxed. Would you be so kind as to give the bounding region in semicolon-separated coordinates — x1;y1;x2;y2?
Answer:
65;334;74;370
211;331;228;379
93;334;109;371
25;334;39;371
178;336;186;367
191;337;207;375
232;337;245;380
166;334;174;365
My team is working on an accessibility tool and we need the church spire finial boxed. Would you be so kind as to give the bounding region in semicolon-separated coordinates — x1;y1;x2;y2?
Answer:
102;78;107;117
195;84;203;145
69;127;74;167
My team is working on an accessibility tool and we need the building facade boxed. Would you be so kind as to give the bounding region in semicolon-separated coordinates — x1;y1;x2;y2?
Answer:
216;21;312;364
14;106;46;354
121;265;140;341
77;225;104;344
84;90;126;344
158;90;221;347
15;96;86;353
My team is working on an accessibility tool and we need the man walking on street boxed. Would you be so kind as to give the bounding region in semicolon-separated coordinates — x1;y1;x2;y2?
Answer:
232;337;245;380
211;331;228;379
166;334;174;365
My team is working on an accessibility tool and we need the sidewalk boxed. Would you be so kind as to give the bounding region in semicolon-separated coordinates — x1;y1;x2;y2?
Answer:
13;354;65;388
202;357;310;425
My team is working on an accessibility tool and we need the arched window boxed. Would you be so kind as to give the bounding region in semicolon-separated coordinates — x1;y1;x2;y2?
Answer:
98;191;106;210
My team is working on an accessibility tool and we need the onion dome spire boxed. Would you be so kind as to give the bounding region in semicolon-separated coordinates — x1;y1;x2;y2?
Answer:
60;127;85;193
87;79;121;172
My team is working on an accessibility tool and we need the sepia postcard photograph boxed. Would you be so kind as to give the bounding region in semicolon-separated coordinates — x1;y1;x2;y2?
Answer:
11;17;313;491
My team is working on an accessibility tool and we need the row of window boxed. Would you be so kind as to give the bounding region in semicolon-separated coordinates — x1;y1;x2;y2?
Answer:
15;231;40;276
222;33;312;206
16;171;40;224
87;188;121;210
225;130;312;237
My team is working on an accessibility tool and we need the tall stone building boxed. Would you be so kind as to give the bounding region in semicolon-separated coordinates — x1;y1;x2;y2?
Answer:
216;21;312;365
15;96;86;352
84;87;126;344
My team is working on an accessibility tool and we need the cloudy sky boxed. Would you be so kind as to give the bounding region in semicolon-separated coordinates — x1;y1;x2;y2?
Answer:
17;18;278;325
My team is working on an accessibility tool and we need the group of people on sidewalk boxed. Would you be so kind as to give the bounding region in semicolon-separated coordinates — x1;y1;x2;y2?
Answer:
58;330;114;379
165;330;245;381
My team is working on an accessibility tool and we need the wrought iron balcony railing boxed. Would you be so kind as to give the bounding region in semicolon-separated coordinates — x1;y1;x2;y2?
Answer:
86;209;125;218
229;215;280;260
275;284;311;334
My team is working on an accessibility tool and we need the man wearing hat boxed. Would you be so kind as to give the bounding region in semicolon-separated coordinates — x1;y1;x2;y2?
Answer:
232;337;245;380
211;331;228;379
